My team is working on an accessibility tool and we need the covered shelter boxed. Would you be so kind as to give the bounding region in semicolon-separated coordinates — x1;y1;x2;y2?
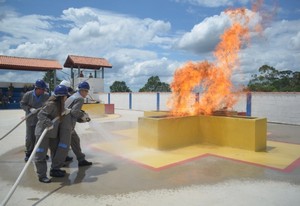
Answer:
63;54;112;92
0;55;62;86
0;55;62;109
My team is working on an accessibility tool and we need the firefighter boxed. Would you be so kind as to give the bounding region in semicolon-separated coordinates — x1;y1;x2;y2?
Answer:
64;81;92;167
34;85;69;183
20;79;49;162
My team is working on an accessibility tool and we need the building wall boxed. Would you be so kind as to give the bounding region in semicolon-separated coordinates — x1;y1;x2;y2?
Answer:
76;77;104;93
96;92;300;125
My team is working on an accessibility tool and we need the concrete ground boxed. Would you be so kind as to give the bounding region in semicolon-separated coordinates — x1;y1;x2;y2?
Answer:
0;109;300;206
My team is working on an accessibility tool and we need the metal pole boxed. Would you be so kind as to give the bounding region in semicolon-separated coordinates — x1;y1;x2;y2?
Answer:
71;67;74;89
108;93;111;104
246;92;252;116
156;92;160;111
54;70;57;88
129;93;132;110
1;116;60;206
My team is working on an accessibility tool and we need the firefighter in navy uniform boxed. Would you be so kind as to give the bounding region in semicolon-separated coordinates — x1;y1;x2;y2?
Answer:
34;85;70;183
20;79;49;162
64;81;92;167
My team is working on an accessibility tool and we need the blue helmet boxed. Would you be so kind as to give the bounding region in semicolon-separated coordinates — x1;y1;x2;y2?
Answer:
78;81;90;90
54;85;68;96
35;79;47;89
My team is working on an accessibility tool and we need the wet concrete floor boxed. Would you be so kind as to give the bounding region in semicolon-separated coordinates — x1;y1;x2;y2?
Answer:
0;109;300;206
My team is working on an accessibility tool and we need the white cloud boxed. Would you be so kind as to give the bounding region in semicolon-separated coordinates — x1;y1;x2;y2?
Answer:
0;10;55;39
174;0;249;8
104;56;183;92
62;7;172;49
177;9;262;54
0;7;175;89
0;70;44;84
175;9;300;87
290;31;300;50
0;5;299;92
234;19;300;85
177;12;230;53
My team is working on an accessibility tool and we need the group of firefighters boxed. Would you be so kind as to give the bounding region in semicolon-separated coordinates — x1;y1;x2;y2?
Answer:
20;79;93;183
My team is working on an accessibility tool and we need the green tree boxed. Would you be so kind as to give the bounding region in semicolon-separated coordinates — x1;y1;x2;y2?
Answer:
110;81;132;92
291;71;300;91
247;65;300;92
43;70;61;92
139;76;171;92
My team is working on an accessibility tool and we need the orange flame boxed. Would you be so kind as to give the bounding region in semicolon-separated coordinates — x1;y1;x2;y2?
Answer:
169;4;262;116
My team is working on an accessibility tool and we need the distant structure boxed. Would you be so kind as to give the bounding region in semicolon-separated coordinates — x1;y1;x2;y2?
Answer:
0;55;62;108
0;55;62;79
63;55;112;93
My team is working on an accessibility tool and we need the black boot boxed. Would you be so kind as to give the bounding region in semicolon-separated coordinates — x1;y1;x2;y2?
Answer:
78;159;92;167
39;176;51;183
24;152;31;162
50;169;66;177
65;156;73;162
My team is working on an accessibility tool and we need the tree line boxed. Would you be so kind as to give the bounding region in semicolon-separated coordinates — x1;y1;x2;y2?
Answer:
247;65;300;92
110;76;171;92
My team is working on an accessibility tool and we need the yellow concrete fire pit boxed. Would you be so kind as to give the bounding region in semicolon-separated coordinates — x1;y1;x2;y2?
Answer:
138;113;267;152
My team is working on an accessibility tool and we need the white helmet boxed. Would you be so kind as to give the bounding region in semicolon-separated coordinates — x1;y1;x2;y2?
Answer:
59;80;71;88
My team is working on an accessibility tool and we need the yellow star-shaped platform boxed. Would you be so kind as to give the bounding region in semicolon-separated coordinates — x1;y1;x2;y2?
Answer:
91;128;300;172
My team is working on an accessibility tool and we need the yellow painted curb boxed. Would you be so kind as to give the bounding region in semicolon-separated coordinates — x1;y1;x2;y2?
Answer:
138;114;267;151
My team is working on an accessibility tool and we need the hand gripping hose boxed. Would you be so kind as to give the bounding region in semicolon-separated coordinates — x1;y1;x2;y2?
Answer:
1;115;61;206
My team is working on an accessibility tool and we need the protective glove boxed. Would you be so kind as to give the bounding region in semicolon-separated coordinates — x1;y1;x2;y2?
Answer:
44;120;53;130
83;112;91;122
29;108;38;114
77;112;91;123
62;108;71;116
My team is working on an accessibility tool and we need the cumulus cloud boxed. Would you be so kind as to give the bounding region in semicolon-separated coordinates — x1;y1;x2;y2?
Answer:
0;5;299;92
174;9;300;87
62;7;172;49
0;7;175;88
177;9;262;54
235;19;300;85
104;55;183;91
177;12;230;53
0;10;55;39
290;31;300;50
0;70;44;84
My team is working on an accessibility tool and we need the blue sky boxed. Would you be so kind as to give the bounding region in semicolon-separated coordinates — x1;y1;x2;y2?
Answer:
0;0;299;92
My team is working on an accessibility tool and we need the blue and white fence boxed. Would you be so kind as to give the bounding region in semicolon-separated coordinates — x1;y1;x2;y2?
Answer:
96;92;300;125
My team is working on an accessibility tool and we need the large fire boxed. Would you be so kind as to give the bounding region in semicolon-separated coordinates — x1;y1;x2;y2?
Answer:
168;3;262;116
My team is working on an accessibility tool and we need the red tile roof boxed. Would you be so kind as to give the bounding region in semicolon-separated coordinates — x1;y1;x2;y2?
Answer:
64;55;112;69
0;55;62;71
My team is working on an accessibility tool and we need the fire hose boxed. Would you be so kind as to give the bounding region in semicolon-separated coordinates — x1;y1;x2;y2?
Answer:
1;115;61;206
0;108;42;141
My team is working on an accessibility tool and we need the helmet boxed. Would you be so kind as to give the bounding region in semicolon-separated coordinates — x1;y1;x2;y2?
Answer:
54;85;68;96
59;80;71;88
78;81;90;90
68;87;74;94
35;79;47;89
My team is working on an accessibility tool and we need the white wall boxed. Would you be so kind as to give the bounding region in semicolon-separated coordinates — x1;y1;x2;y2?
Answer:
75;77;104;93
96;92;300;125
251;93;300;125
